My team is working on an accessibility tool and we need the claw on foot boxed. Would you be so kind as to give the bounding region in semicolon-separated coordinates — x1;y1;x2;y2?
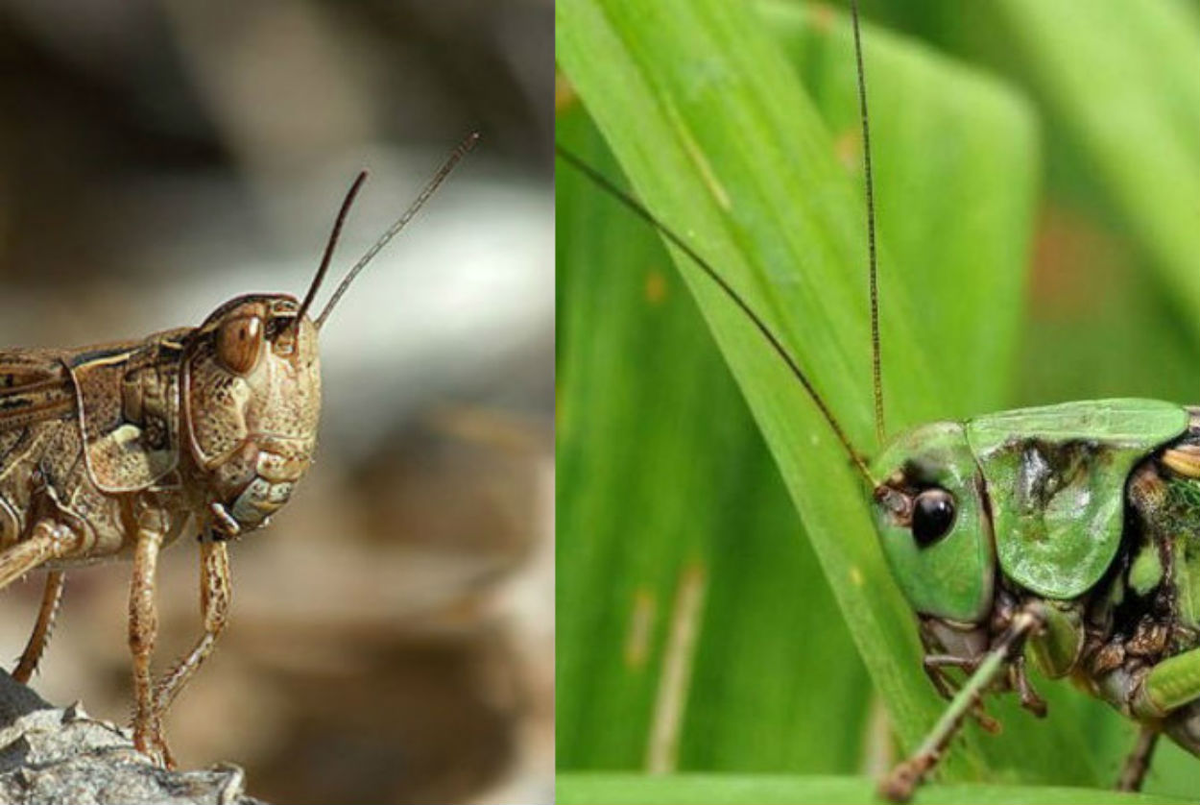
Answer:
1011;656;1048;718
134;726;176;769
879;756;933;803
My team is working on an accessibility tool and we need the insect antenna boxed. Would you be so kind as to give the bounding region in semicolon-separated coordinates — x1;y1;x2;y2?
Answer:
556;145;877;487
851;0;886;446
313;131;481;330
293;170;369;331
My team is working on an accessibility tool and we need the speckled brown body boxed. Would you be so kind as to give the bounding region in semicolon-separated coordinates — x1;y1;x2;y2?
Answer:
0;293;322;766
0;136;475;771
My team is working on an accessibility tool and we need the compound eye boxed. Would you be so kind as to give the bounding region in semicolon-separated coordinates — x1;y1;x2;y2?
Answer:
912;488;956;548
216;315;263;374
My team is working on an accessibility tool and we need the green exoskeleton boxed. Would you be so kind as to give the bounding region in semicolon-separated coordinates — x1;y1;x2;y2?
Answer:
871;401;1200;798
0;133;477;767
557;1;1198;798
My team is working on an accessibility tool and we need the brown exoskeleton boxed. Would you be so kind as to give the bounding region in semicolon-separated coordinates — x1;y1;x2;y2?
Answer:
0;133;477;766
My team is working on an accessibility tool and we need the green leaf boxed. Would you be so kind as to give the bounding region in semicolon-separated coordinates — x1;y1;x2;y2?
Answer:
558;111;870;775
556;773;1198;805
993;0;1200;337
560;0;956;769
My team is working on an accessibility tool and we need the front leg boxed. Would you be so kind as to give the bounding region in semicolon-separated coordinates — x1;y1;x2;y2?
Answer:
1009;654;1047;717
155;533;231;714
880;606;1045;802
921;657;959;700
922;655;1000;733
129;520;169;766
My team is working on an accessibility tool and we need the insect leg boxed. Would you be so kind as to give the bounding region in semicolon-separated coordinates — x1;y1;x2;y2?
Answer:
1134;646;1200;718
920;658;958;700
880;605;1045;802
129;519;171;768
0;520;76;589
920;656;1002;733
12;570;66;683
1009;654;1047;717
153;535;230;715
1116;725;1160;792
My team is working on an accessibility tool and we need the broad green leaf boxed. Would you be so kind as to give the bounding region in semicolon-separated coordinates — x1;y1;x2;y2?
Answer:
994;0;1200;337
842;0;1200;386
558;111;869;773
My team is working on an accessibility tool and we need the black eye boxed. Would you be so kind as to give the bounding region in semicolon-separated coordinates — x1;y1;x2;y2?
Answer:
912;488;956;547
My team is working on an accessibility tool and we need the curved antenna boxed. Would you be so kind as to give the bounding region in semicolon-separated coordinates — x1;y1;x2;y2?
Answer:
851;1;886;446
314;131;481;330
556;146;877;487
292;170;369;333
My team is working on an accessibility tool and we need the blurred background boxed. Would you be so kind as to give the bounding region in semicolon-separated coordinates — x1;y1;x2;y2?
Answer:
0;1;552;803
558;0;1197;800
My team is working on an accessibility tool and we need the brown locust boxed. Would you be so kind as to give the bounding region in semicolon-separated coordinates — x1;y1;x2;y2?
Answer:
0;133;477;766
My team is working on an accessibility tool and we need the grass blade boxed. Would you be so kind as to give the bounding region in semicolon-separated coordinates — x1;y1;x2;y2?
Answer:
558;0;1051;781
557;773;1198;805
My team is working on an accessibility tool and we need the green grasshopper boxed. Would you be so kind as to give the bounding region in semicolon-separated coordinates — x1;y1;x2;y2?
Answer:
557;1;1198;799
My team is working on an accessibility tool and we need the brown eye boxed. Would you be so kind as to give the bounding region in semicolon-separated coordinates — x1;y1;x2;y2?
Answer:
216;315;263;374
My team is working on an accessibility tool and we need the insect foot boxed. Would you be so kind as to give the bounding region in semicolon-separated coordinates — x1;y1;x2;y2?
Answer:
0;669;260;803
879;606;1047;802
879;755;936;803
133;706;174;770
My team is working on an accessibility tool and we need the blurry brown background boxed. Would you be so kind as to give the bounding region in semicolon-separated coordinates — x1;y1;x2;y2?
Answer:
0;1;553;803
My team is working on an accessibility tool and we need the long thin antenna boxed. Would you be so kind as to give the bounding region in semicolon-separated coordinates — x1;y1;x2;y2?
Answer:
851;1;886;446
556;146;876;487
293;171;368;332
314;131;481;330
